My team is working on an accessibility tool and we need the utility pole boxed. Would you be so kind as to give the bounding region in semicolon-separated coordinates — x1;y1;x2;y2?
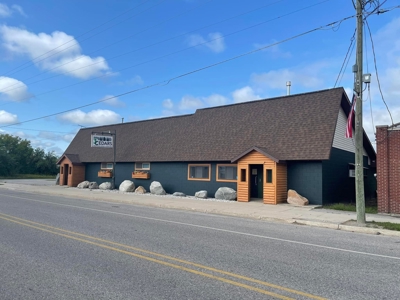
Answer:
355;0;366;224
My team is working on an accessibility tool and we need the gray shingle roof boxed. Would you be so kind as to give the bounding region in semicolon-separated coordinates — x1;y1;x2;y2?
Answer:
62;88;371;163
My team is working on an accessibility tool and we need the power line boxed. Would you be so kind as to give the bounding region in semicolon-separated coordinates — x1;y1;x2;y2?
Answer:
0;13;359;129
0;0;163;79
0;0;332;101
3;127;74;134
334;28;356;88
0;0;283;95
365;18;394;125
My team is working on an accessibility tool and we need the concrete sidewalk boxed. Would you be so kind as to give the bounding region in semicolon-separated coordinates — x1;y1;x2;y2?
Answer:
1;181;400;237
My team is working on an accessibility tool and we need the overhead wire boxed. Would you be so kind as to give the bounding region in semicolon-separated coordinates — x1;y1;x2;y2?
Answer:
334;28;356;88
0;0;157;79
0;13;360;129
365;18;394;125
0;0;285;95
0;0;332;102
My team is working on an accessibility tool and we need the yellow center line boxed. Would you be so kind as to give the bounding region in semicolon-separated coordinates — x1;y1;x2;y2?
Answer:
0;212;327;300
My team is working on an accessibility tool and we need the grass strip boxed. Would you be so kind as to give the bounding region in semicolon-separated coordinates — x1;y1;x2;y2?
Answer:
323;203;377;214
370;221;400;231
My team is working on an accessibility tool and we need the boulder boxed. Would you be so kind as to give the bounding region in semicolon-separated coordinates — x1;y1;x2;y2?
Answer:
119;180;135;193
89;182;99;189
287;189;309;206
77;181;90;189
195;190;208;199
99;182;112;190
215;187;237;200
150;181;166;195
55;173;60;185
135;186;146;194
173;192;186;197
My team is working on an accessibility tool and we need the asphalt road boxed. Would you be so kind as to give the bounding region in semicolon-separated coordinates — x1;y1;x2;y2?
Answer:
0;189;399;299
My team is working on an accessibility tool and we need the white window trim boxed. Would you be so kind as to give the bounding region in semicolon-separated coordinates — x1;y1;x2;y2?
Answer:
101;162;113;169
135;162;151;170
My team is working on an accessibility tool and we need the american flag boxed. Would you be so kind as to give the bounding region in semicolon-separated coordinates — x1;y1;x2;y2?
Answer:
345;94;357;138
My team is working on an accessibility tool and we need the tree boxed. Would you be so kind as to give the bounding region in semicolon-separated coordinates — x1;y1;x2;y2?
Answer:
0;134;59;176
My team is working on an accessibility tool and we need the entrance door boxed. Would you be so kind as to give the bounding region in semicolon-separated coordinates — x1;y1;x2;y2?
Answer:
250;165;263;199
63;164;69;185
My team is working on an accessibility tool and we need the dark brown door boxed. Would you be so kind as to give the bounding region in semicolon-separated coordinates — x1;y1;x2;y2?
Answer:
250;165;263;198
63;164;69;185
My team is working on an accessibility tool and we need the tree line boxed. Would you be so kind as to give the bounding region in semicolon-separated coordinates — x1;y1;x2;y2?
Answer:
0;134;59;177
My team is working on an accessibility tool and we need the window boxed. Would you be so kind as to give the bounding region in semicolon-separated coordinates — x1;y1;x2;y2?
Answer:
69;167;72;175
240;169;247;182
101;162;113;169
217;165;237;182
61;166;64;174
188;164;211;181
266;169;273;183
135;162;150;170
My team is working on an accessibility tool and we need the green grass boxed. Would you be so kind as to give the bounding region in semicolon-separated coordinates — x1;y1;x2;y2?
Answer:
0;174;56;180
370;221;400;231
323;203;378;214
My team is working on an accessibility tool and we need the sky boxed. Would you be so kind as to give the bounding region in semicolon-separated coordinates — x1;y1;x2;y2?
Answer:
0;0;398;156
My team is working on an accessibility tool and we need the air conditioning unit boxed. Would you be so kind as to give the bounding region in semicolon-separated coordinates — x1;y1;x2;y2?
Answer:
349;169;356;177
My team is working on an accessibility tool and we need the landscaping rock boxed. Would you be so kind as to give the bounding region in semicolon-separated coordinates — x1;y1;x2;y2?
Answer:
89;182;99;189
173;192;186;197
150;181;166;195
287;189;309;206
55;173;60;185
215;187;237;200
99;182;112;190
135;186;146;194
119;180;135;193
195;190;208;199
77;181;90;189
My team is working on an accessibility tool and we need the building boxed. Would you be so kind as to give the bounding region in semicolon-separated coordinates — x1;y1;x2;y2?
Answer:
376;123;400;214
57;87;376;205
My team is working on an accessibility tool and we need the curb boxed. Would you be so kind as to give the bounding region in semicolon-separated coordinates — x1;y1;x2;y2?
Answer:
292;219;400;237
2;184;400;237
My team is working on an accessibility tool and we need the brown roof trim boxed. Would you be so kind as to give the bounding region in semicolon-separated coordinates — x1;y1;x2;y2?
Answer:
231;146;280;163
57;153;83;165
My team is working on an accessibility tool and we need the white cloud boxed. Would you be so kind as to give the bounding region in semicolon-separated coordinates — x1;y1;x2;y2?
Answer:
127;75;143;85
178;95;204;111
254;40;291;58
163;99;174;109
187;32;225;53
251;67;325;91
58;109;121;126
0;3;25;17
11;5;26;16
0;110;18;124
0;25;110;79
0;76;32;101
203;94;228;106
100;95;125;107
232;86;261;103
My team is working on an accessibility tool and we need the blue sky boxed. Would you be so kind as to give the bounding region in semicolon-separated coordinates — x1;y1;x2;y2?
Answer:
0;0;399;156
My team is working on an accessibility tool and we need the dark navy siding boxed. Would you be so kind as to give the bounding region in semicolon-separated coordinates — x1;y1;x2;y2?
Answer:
322;147;376;204
85;162;236;197
287;161;323;205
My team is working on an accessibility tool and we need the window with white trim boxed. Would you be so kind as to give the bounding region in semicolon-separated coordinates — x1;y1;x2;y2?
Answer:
101;162;113;169
135;162;150;170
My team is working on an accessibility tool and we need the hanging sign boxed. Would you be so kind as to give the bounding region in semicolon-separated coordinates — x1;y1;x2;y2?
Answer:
91;134;113;148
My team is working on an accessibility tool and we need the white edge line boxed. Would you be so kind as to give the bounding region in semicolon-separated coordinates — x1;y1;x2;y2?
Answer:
1;192;400;261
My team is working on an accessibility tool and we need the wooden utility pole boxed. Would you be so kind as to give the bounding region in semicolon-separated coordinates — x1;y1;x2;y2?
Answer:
355;0;366;224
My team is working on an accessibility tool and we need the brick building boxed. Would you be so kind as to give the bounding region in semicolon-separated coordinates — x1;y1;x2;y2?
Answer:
376;123;400;214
